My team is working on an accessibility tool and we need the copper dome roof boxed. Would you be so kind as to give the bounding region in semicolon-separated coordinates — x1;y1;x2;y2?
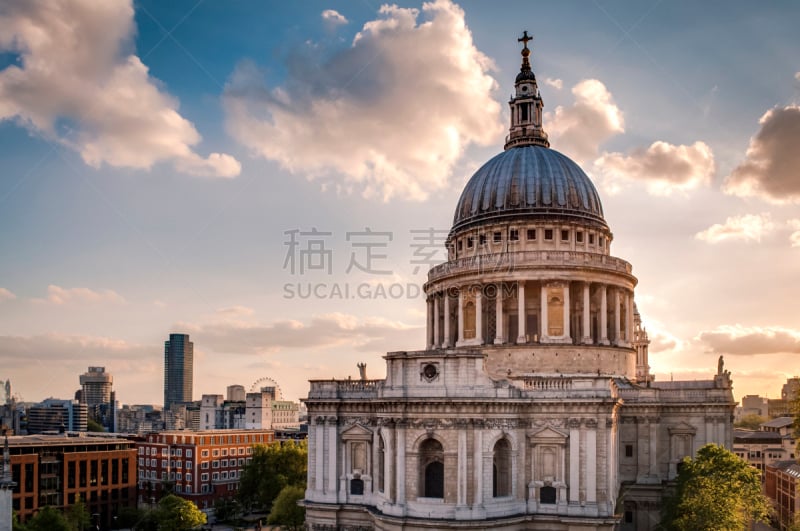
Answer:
452;145;606;232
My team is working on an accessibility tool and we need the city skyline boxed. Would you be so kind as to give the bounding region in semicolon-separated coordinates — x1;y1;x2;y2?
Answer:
1;0;800;406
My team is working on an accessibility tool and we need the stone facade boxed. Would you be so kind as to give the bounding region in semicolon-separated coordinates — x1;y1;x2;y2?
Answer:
303;35;735;531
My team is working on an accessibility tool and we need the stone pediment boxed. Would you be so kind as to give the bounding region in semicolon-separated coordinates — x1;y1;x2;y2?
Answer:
529;426;568;443
341;423;373;441
667;421;697;435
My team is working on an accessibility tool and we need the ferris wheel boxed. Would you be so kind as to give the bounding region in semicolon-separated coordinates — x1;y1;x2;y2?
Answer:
249;377;284;400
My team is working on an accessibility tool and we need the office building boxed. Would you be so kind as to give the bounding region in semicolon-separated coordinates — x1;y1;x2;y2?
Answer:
164;333;193;410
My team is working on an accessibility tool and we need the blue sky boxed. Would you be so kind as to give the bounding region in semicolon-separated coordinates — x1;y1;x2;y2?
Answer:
1;0;799;406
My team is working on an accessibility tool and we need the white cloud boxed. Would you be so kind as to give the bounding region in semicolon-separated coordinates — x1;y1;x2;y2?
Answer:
698;325;800;355
544;77;563;90
35;284;126;305
224;0;502;201
723;105;800;203
789;219;800;247
322;9;348;26
594;141;714;196
177;312;419;354
0;288;16;301
695;213;774;244
215;305;255;317
795;72;800;82
0;0;240;178
0;333;151;366
545;79;624;163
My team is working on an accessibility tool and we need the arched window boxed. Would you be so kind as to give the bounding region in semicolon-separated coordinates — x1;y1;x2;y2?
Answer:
493;438;512;497
540;485;556;504
419;439;444;498
464;301;476;339
350;478;364;495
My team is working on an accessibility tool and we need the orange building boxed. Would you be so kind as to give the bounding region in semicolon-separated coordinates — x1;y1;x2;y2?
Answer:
136;429;274;509
8;434;137;527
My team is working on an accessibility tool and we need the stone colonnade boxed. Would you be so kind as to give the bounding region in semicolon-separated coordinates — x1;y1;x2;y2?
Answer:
426;281;634;349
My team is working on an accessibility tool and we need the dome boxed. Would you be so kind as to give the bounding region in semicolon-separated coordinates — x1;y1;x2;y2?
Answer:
452;145;606;231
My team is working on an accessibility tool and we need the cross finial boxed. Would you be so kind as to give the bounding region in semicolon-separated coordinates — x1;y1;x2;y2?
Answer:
518;31;533;50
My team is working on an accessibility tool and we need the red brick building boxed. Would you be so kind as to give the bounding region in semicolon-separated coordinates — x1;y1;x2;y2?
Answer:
136;429;273;509
766;460;800;530
8;434;137;527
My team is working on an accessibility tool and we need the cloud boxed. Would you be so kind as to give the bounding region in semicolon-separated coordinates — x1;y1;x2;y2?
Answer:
593;141;715;196
723;105;800;203
795;72;800;82
544;77;563;90
215;305;255;317
698;325;800;355
0;0;240;178
0;333;151;366
177;312;419;354
695;213;775;244
321;9;348;26
789;219;800;247
0;288;16;302
545;79;624;163
223;0;502;201
34;285;126;305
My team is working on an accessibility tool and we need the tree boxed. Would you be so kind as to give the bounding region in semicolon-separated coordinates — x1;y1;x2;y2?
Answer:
660;443;772;531
24;506;70;531
150;494;207;531
267;485;305;530
115;506;147;530
213;497;241;522
238;440;307;511
65;495;91;530
86;418;105;432
734;413;767;430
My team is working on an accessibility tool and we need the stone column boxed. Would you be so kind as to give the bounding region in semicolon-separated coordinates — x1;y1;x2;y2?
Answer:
473;427;483;507
315;420;324;493
586;425;597;503
582;282;592;344
569;420;580;503
327;418;337;496
433;293;440;349
599;285;609;345
494;283;504;345
540;283;549;342
396;422;406;504
649;420;658;477
426;297;434;350
443;291;451;348
562;283;571;341
385;427;395;502
475;287;483;345
517;281;527;344
613;289;621;346
457;428;467;506
457;289;465;346
626;291;634;346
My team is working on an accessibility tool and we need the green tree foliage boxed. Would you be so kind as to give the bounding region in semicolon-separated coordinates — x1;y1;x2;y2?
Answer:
660;443;772;531
734;413;767;430
86;418;105;432
115;506;147;529
213;497;241;522
267;485;305;530
239;440;307;511
150;494;207;531
23;506;70;531
65;495;91;530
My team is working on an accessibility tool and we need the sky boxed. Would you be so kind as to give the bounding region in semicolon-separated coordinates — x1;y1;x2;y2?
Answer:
1;0;799;407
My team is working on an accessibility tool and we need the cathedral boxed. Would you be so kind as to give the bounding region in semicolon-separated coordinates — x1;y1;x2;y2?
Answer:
303;34;735;531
